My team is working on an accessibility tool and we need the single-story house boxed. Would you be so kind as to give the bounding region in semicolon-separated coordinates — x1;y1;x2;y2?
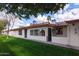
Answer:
2;19;79;49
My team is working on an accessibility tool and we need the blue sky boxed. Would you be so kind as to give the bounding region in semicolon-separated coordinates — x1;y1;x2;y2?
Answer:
67;3;79;11
22;3;79;24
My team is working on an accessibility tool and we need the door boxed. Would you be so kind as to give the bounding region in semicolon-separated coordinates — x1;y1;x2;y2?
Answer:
47;28;52;42
24;29;27;38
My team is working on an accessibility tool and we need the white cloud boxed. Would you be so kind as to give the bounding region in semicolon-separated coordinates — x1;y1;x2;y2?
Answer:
34;4;79;22
70;8;79;14
65;8;79;20
55;8;79;22
35;15;48;22
10;18;30;29
63;4;70;11
57;8;63;14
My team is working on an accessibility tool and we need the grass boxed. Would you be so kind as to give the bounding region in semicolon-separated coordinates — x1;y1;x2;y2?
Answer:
0;35;79;56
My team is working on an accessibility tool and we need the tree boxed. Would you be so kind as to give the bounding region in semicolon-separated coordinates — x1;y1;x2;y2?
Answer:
0;11;18;38
4;13;18;39
0;19;8;34
0;3;66;19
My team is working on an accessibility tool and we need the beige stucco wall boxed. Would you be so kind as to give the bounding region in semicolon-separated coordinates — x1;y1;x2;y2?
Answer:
51;26;69;45
51;23;79;47
69;23;79;47
3;29;25;38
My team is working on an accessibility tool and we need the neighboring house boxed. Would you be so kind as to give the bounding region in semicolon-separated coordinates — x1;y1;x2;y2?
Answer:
2;19;79;49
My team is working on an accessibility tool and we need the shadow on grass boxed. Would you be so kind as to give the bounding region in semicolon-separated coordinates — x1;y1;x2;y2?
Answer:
0;42;16;56
4;37;79;56
0;35;79;56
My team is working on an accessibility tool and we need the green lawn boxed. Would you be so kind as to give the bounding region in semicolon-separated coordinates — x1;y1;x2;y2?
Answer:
0;35;79;56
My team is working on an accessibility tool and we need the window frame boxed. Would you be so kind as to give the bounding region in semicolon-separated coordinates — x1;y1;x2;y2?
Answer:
34;29;39;36
39;29;45;36
30;29;45;36
18;29;22;35
52;27;65;37
30;30;33;35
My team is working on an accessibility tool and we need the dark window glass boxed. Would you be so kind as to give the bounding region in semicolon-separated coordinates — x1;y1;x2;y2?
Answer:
34;30;39;35
52;29;56;36
30;30;33;35
40;30;45;36
56;28;63;35
52;27;63;36
19;29;22;35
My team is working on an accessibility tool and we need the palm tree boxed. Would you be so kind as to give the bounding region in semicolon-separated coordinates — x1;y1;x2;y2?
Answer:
47;16;51;23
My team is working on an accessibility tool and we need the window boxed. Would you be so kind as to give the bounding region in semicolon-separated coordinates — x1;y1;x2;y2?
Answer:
30;29;39;36
30;29;45;36
30;30;33;35
34;29;39;35
52;27;64;36
40;29;45;36
19;29;22;35
52;29;56;36
56;28;63;35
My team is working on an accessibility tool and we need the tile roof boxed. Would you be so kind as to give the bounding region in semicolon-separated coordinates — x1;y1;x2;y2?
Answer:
3;22;68;31
66;19;79;24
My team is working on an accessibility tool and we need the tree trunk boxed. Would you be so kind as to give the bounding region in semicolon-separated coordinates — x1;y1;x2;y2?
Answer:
6;23;9;39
